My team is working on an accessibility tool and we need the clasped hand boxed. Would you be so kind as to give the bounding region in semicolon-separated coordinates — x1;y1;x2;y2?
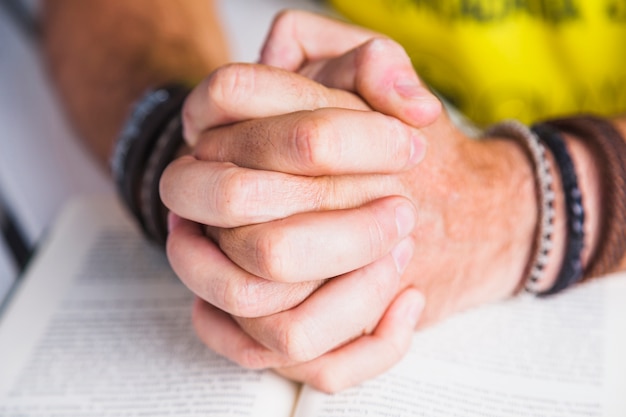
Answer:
160;10;534;392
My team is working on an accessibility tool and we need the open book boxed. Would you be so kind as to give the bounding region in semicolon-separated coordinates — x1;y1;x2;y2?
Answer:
1;195;625;416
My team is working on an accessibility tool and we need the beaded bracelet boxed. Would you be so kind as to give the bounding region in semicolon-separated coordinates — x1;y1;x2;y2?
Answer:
531;123;585;296
544;115;626;278
483;120;556;294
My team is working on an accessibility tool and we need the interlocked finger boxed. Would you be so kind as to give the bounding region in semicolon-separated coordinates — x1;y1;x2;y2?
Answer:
208;196;417;283
183;63;369;145
275;288;425;393
194;108;426;176
167;213;323;318
233;239;415;363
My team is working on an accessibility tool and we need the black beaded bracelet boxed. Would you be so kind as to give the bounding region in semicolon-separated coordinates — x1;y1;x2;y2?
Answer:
531;123;585;296
111;84;190;244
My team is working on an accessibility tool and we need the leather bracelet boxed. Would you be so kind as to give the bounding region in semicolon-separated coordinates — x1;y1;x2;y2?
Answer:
532;123;585;296
111;84;190;243
139;115;184;246
544;115;626;278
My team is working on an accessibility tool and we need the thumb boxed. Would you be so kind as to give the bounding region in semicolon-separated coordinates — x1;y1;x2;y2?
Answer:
303;37;442;128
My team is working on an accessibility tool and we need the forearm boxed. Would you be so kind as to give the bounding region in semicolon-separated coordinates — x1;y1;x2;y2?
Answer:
41;0;229;168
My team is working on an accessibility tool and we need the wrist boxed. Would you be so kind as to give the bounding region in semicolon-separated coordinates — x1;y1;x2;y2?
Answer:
481;121;600;296
481;136;546;295
503;116;620;294
477;125;563;297
435;135;538;312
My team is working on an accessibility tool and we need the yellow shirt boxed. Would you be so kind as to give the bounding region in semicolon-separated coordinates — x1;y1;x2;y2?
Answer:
329;0;626;126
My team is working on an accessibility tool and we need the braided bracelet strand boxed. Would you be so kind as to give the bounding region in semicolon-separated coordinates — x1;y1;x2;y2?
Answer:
139;115;184;245
483;120;556;294
112;84;190;244
531;123;585;296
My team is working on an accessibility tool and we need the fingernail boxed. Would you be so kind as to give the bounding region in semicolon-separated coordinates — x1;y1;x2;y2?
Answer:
408;131;427;167
391;237;414;274
395;78;423;99
395;204;416;238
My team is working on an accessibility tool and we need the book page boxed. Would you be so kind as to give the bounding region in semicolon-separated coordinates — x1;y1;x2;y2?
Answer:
295;273;626;417
0;195;298;417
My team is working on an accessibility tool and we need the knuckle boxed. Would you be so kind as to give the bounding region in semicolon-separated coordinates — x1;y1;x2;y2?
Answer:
221;277;262;317
310;368;347;394
387;118;414;166
276;319;317;363
235;347;274;370
216;168;261;224
371;259;401;304
254;230;289;281
293;113;336;170
206;63;255;113
358;256;400;312
355;37;411;104
364;208;391;260
360;37;404;61
269;9;315;41
270;9;298;34
310;175;338;211
367;227;387;262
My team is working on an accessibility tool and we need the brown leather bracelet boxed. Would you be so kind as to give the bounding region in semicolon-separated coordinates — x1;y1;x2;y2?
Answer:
544;115;626;279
